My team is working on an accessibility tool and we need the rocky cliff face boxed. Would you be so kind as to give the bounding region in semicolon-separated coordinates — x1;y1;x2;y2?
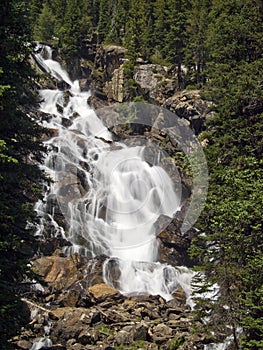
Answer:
91;45;127;102
79;44;212;136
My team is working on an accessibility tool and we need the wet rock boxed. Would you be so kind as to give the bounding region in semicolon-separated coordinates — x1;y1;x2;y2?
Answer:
172;287;187;306
87;283;122;303
78;77;90;91
95;106;121;130
58;289;80;307
45;194;68;229
87;95;109;110
154;215;173;235
102;257;121;289
56;172;86;201
84;255;108;286
16;340;32;349
41;128;59;141
157;207;199;267
38;236;71;257
33;256;78;290
61;117;72;128
25;337;53;350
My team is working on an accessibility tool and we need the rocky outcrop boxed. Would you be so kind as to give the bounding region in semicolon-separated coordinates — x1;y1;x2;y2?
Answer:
134;64;176;104
34;43;212;136
163;90;214;134
104;65;125;102
33;255;78;288
88;283;122;303
156;209;199;267
92;59;211;135
91;45;127;101
11;248;225;349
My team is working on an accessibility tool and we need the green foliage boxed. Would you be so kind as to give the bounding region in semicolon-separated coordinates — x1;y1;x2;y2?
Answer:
34;2;56;42
133;96;146;103
97;0;111;41
0;0;46;345
32;0;91;56
150;50;170;66
97;325;114;335
190;1;263;347
29;0;43;25
167;336;185;350
0;140;18;166
184;0;211;86
123;61;135;78
124;0;151;60
60;0;82;55
19;1;263;348
104;0;130;45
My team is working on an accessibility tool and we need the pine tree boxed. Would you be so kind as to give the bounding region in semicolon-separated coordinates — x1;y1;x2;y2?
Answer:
97;0;111;42
29;0;43;28
162;0;190;87
152;0;167;62
185;0;211;86
105;0;130;45
0;0;46;345
191;1;263;347
60;0;83;55
34;2;55;42
124;0;150;60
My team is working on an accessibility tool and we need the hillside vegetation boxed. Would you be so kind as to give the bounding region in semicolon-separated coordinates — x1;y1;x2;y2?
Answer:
0;1;262;348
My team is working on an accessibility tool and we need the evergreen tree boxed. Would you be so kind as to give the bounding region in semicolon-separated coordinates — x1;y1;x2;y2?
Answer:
47;0;67;35
97;0;111;41
124;0;150;60
185;0;211;86
105;0;130;45
152;0;167;62
0;0;45;345
191;1;263;347
163;0;190;87
153;0;166;46
88;0;100;29
34;1;55;42
60;0;83;56
29;0;43;28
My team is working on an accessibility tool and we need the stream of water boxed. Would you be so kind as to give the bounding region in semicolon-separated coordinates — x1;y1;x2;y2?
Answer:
33;44;194;303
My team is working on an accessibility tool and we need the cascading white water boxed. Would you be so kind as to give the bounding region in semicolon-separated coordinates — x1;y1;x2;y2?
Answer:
34;44;193;302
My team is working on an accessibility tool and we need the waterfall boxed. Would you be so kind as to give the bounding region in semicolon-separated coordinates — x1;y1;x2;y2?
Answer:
34;44;193;302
